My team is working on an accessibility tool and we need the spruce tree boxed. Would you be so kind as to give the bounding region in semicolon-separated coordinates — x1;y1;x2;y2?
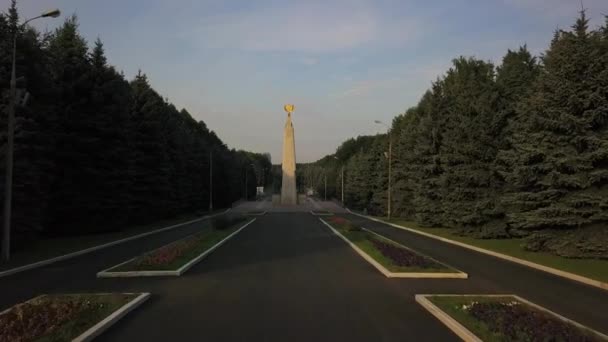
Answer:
45;15;97;234
87;38;132;229
409;86;446;227
128;71;172;222
502;12;608;257
392;108;422;219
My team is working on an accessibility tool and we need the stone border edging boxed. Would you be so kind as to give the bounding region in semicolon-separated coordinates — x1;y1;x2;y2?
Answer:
319;218;467;279
74;292;150;342
348;210;608;291
415;295;481;342
415;294;608;341
97;218;256;277
0;209;230;278
0;293;150;342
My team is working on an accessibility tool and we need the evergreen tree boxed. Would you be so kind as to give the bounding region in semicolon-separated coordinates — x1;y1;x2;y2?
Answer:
409;86;446;226
502;12;608;257
87;38;132;229
392;108;421;219
437;57;501;234
128;71;172;222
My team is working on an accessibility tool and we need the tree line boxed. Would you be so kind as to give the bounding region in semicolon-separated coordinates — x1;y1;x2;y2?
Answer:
0;2;270;250
311;12;608;259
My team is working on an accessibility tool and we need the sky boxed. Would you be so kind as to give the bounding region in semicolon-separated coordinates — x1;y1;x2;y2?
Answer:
9;0;608;163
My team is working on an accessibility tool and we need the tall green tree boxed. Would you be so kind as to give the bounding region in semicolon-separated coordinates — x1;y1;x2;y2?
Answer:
45;15;98;234
128;71;172;222
437;57;501;234
501;12;608;257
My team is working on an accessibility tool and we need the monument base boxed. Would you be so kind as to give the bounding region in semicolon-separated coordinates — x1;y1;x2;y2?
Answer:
272;194;300;206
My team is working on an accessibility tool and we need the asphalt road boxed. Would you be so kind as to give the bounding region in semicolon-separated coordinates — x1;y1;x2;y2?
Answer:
1;210;607;341
97;213;459;342
341;213;608;334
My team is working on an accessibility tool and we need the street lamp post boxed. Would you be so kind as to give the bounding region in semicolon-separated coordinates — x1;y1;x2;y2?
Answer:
333;156;344;206
374;120;392;221
324;171;327;201
2;9;61;262
209;151;213;212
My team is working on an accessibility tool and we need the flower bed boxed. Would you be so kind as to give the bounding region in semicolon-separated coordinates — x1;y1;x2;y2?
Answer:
0;293;145;342
370;238;436;269
424;295;607;342
99;217;252;275
323;217;462;275
126;234;201;270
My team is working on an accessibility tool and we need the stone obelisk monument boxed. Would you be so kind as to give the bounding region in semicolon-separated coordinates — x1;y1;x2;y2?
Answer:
281;104;297;205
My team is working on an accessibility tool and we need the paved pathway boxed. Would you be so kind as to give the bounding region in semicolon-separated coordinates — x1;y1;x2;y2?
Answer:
1;200;607;341
340;212;608;334
98;213;459;341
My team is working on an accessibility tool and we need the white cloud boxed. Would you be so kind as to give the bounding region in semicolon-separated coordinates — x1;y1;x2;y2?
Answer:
331;61;448;99
332;79;392;98
300;57;319;66
179;1;421;53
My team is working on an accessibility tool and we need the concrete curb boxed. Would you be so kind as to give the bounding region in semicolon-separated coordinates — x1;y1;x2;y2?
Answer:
0;293;150;342
0;294;47;315
415;295;481;342
97;218;256;278
0;209;230;278
348;210;608;291
319;218;467;279
415;294;608;341
73;293;150;342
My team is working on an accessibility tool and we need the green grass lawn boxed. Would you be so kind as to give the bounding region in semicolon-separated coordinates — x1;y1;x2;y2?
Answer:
0;210;226;271
327;220;455;273
2;294;137;342
110;220;247;272
384;218;608;283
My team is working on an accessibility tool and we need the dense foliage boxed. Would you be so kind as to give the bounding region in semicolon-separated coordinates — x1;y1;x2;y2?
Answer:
311;11;608;259
0;3;270;249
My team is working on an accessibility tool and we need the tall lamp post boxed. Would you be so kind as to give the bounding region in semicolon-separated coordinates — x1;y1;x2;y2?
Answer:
333;156;344;206
208;151;213;212
324;170;327;201
2;8;61;262
374;120;392;221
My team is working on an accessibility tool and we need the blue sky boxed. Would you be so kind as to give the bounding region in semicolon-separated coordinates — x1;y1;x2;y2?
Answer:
10;0;608;162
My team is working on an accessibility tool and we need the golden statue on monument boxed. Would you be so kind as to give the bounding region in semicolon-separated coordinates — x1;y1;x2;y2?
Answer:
284;104;295;115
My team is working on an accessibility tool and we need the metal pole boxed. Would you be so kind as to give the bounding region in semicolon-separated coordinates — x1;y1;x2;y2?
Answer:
2;33;17;262
209;151;213;212
324;172;327;201
388;130;392;221
341;165;344;206
245;169;248;200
